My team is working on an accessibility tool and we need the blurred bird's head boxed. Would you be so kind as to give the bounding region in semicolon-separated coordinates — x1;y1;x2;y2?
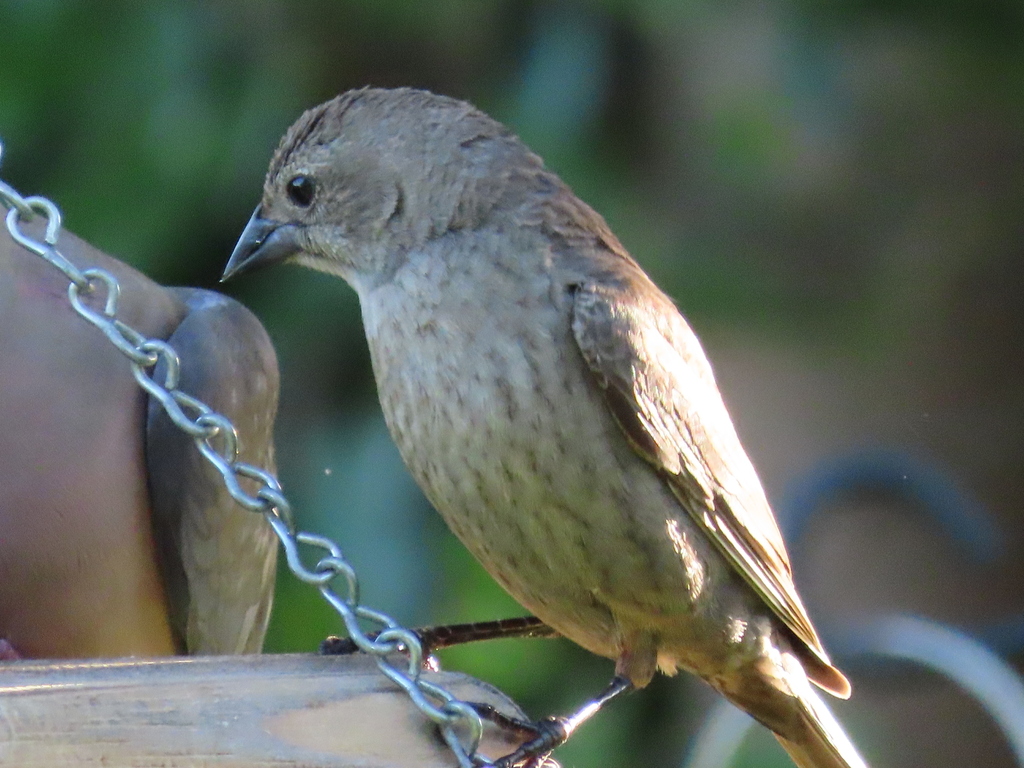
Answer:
223;86;545;290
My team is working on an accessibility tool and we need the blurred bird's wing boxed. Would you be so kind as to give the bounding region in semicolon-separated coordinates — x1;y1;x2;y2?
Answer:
146;289;279;654
570;278;850;698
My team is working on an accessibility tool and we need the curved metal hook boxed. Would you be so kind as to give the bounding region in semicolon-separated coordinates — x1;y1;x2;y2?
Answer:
779;447;1002;565
854;615;1024;758
681;614;1024;767
779;447;1022;657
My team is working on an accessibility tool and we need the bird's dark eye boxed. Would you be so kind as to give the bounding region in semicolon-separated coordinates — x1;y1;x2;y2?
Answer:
287;175;315;207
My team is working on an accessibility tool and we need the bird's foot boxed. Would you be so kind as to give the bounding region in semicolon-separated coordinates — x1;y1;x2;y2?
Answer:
475;746;560;768
491;716;565;768
472;674;632;767
319;635;358;655
469;703;566;768
319;634;443;671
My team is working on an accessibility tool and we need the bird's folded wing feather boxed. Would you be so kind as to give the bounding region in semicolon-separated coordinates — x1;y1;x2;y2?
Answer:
570;278;849;697
145;289;280;655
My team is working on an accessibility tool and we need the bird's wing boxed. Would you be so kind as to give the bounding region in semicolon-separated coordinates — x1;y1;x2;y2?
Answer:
570;279;850;697
146;289;279;654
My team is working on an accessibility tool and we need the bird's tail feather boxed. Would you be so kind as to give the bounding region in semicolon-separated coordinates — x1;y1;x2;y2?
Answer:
774;677;868;768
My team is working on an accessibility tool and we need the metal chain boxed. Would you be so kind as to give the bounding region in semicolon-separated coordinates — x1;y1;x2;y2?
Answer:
0;140;486;768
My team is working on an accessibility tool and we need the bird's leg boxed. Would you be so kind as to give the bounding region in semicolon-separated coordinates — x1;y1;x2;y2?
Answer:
321;616;558;657
416;616;559;652
479;674;634;768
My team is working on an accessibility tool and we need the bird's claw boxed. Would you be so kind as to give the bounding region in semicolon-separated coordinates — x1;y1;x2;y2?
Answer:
319;633;442;671
471;710;566;768
319;635;358;655
475;753;558;768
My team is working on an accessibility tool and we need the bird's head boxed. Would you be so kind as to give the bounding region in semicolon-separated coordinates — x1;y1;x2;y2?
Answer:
223;87;542;289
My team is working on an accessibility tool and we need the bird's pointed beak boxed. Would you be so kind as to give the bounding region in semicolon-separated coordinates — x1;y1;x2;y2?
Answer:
221;208;302;282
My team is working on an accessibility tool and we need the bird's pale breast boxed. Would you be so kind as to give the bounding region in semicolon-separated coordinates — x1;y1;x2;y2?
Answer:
357;232;751;670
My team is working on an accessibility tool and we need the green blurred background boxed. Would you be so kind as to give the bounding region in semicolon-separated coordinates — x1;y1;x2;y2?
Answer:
3;1;1024;766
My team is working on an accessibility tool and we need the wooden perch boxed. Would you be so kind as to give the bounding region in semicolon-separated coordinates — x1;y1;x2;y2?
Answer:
0;652;530;766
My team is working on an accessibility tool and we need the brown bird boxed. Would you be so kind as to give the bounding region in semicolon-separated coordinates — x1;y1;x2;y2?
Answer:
0;224;278;658
224;87;866;768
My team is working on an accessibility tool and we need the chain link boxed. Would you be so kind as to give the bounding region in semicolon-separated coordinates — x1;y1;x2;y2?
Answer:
0;140;487;768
